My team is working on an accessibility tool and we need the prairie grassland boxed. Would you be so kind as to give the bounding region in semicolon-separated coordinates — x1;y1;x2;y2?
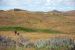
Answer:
0;31;75;41
0;11;75;34
0;10;75;50
0;31;75;50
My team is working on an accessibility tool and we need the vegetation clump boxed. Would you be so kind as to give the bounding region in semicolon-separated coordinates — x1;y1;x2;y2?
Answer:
0;35;75;50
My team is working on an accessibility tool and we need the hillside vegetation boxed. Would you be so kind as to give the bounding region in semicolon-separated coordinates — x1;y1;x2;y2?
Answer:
0;9;75;50
0;9;75;34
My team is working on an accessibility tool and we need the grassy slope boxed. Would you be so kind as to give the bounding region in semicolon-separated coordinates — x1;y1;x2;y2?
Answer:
0;26;61;33
0;10;75;34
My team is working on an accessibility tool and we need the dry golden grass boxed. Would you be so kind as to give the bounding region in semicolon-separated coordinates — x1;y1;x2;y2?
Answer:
24;48;35;50
0;31;75;41
1;11;75;33
0;31;75;50
0;9;75;50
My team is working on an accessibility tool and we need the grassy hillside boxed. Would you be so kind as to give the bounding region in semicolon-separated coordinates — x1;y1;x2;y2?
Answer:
0;9;75;50
0;26;61;33
0;9;75;34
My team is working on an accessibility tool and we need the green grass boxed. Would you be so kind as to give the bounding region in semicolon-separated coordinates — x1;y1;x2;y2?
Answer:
0;26;61;33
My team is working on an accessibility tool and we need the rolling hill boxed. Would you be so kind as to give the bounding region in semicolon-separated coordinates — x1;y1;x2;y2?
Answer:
0;9;75;34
